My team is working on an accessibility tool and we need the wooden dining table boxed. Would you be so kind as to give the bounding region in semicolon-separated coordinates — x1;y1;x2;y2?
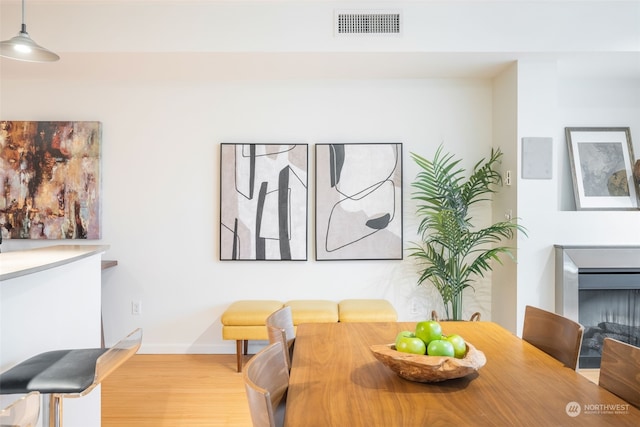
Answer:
284;321;640;426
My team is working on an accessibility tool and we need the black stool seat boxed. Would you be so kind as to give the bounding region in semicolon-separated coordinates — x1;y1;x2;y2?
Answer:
0;349;107;395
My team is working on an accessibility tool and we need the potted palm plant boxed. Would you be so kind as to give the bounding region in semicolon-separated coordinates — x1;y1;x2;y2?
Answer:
409;145;526;321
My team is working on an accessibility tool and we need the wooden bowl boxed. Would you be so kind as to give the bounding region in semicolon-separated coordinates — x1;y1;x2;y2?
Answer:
369;342;486;383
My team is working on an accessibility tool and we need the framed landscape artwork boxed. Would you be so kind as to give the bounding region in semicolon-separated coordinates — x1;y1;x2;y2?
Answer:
566;127;639;210
315;143;402;260
0;121;102;239
220;143;308;260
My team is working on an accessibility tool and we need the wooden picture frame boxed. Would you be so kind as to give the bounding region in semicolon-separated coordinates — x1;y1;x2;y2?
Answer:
566;127;638;210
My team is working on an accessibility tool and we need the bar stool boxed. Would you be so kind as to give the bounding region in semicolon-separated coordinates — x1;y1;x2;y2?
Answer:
0;391;40;427
0;328;142;427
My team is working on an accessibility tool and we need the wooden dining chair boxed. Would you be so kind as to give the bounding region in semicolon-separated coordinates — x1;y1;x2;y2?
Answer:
0;391;40;427
267;325;291;371
599;337;640;409
522;305;584;370
243;341;290;427
266;306;296;370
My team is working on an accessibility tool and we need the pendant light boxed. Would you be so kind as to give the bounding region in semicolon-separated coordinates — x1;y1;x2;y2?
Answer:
0;0;59;62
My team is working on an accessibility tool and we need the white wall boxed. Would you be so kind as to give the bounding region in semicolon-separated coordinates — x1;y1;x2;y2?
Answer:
514;63;640;334
1;1;639;351
0;78;495;352
491;62;519;331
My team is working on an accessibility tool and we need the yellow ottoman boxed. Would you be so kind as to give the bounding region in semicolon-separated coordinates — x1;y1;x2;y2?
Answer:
285;300;339;330
221;300;284;372
338;299;397;322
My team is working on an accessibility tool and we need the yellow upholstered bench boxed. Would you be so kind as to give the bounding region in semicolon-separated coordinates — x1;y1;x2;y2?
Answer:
221;299;340;372
221;300;284;372
338;299;398;322
286;299;339;331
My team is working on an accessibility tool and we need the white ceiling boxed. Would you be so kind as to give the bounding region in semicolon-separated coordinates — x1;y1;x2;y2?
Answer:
1;1;638;81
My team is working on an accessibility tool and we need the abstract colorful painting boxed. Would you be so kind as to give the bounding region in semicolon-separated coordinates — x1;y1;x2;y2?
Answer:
0;121;102;239
220;143;308;260
316;143;402;260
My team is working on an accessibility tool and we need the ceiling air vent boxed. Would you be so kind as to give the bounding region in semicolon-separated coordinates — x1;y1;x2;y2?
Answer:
335;10;402;36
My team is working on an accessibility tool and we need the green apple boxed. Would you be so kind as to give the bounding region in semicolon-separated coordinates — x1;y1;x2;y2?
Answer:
415;320;442;345
444;334;467;358
427;339;455;357
396;335;427;355
395;331;415;348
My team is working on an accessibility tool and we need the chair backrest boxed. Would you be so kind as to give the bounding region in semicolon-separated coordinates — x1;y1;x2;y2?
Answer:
0;391;40;427
267;325;291;371
243;341;289;427
266;306;296;369
599;337;640;409
266;306;295;343
80;328;143;397
522;305;584;370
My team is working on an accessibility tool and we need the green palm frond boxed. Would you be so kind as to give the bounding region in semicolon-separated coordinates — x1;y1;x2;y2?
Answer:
409;144;527;320
462;148;503;206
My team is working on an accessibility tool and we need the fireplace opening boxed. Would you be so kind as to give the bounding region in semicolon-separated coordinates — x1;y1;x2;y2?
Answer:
556;246;640;369
578;270;640;368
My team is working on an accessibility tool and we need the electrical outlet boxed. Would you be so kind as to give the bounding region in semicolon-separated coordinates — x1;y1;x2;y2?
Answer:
410;298;419;315
505;170;512;186
131;300;142;315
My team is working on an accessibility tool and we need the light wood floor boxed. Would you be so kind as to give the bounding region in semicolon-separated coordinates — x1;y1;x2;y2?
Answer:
102;354;600;426
579;368;600;384
102;354;253;426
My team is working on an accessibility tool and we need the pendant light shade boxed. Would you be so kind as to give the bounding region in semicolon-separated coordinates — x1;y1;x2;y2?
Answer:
0;0;59;62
